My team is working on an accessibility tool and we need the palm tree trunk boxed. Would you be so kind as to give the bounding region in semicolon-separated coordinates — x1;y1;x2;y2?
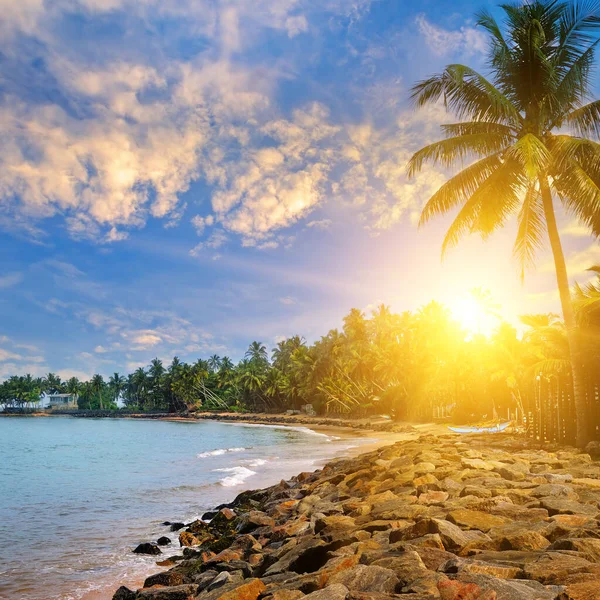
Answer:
539;177;589;447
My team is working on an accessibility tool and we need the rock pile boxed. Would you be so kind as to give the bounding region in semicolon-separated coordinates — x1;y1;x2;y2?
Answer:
114;434;600;600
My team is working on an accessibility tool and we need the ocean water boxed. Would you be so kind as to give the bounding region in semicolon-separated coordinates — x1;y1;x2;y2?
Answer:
0;417;366;600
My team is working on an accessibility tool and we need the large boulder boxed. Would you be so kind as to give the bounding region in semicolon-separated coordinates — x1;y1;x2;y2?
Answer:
446;510;509;533
133;543;162;555
136;584;198;599
327;564;400;594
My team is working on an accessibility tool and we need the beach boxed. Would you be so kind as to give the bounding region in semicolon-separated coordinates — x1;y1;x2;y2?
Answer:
110;430;600;600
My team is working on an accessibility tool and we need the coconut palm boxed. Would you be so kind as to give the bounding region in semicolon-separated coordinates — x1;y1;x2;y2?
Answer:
408;0;600;446
108;372;126;404
245;341;269;366
90;374;105;410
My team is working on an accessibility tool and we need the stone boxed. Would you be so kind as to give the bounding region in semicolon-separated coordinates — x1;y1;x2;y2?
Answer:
564;580;600;600
237;511;276;533
133;543;162;555
418;491;449;505
371;550;428;585
437;579;496;600
157;536;172;546
266;592;306;600
498;530;550;551
213;579;266;600
539;497;598;516
531;484;578;499
136;584;198;599
179;532;200;547
549;538;600;562
446;510;509;533
112;587;136;600
144;572;187;588
522;552;594;584
461;459;495;471
170;522;186;531
455;573;561;600
305;584;349;599
328;564;400;594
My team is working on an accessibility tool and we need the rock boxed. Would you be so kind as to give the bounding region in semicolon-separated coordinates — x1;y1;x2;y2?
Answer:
136;584;198;599
371;550;428;585
206;571;244;591
266;591;306;600
414;462;436;474
418;491;449;505
461;458;495;472
328;564;400;594
266;592;306;600
447;510;509;533
522;552;594;584
564;580;600;600
112;586;136;600
437;579;496;600
179;532;200;547
305;584;349;599
539;497;597;516
214;578;266;600
549;538;600;562
144;572;187;588
455;573;561;600
157;536;172;546
532;484;578;499
238;511;276;533
170;522;186;532
498;530;550;551
133;543;162;555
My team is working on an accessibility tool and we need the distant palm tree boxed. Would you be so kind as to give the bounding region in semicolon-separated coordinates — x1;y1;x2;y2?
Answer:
208;354;222;372
108;372;126;404
408;1;600;447
90;374;105;410
245;341;269;365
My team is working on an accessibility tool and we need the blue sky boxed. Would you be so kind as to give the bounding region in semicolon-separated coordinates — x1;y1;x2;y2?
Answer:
1;0;599;380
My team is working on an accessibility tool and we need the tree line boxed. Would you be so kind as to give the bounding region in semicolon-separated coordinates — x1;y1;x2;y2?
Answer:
1;284;599;424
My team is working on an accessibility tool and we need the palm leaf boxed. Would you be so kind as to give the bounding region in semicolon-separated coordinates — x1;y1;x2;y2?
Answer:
441;158;524;254
514;182;545;280
564;99;600;137
407;133;510;177
505;133;552;179
419;154;503;225
410;64;522;126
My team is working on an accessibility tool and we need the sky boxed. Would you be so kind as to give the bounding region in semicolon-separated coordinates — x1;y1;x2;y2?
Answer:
1;0;599;381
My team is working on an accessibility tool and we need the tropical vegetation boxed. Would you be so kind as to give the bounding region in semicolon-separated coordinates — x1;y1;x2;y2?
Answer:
2;287;600;440
408;0;600;446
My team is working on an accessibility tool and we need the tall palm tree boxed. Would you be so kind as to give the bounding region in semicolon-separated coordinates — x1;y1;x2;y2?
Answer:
90;374;105;410
408;0;600;447
245;341;269;365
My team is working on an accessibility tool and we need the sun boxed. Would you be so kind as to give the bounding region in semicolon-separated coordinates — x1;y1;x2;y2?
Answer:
449;291;499;337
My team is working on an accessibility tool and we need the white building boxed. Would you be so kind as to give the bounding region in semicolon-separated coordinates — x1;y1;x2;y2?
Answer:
47;393;79;410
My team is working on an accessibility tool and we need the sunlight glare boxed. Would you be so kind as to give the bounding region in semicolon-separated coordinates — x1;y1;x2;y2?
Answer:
449;293;498;337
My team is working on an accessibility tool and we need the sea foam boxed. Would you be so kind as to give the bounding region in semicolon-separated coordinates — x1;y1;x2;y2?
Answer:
197;447;246;458
213;466;257;487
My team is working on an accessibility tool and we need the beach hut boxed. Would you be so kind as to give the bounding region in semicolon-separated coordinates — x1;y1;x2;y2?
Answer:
47;393;79;410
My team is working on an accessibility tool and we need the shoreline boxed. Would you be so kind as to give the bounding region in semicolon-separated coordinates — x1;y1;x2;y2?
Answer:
110;431;600;600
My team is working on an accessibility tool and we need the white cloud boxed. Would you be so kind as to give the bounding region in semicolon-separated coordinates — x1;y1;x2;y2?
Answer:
306;219;332;230
0;272;23;289
561;220;594;238
415;14;487;57
189;229;229;256
94;345;108;354
280;296;296;305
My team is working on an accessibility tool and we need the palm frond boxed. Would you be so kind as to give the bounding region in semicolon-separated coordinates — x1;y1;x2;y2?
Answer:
505;133;551;179
410;64;522;126
441;121;517;137
564;99;600;137
419;154;503;225
514;182;545;280
407;133;510;177
441;158;524;254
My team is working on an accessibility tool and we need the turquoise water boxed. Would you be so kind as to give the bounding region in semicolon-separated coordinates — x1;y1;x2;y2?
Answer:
0;417;365;600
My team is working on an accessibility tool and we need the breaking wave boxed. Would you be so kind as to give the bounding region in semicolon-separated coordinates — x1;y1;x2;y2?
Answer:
197;447;246;458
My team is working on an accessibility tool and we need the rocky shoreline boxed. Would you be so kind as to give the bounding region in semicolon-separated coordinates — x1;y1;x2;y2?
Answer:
112;433;600;600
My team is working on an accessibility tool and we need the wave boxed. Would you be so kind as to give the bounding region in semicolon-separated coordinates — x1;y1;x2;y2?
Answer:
226;422;334;440
197;447;246;458
212;466;257;487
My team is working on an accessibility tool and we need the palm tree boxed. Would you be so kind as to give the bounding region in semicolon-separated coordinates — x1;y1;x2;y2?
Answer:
108;372;126;404
207;354;222;372
90;374;105;410
245;341;269;365
408;1;600;447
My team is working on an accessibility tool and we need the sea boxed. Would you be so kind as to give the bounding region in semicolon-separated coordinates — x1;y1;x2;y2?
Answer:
0;416;368;600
